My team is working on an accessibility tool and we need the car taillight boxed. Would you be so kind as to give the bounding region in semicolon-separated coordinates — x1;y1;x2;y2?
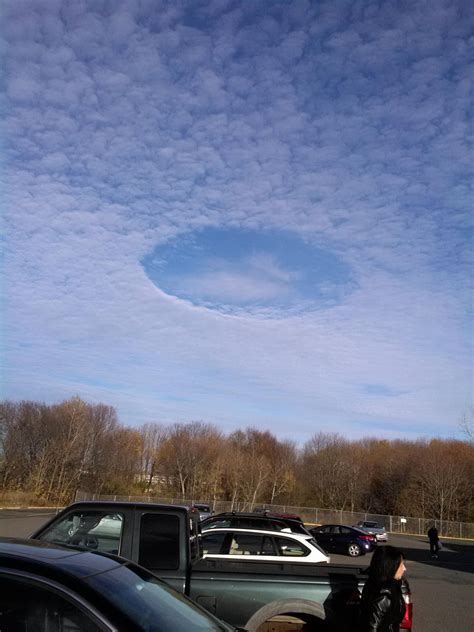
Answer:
359;534;375;541
401;591;413;630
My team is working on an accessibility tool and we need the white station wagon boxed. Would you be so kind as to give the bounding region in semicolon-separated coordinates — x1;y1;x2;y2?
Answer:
201;527;330;564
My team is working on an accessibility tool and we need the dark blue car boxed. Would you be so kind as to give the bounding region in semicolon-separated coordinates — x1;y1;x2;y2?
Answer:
309;524;377;557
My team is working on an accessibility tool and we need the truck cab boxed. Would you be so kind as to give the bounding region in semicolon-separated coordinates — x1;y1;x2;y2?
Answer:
33;501;201;594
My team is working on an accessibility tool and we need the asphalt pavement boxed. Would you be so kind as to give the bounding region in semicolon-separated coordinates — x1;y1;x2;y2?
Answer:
0;508;57;537
329;533;474;632
1;510;473;631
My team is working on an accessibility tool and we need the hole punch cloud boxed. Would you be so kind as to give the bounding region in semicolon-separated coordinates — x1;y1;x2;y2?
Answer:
141;228;354;313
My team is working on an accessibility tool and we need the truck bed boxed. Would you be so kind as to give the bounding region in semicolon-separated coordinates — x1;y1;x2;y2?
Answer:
190;558;367;630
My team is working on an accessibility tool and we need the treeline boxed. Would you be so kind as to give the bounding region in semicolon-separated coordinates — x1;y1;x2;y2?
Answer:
1;398;473;522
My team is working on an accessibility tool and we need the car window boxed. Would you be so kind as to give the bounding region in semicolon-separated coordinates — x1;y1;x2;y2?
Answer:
39;510;124;555
229;533;263;555
308;537;328;555
268;519;287;531
0;576;105;631
340;527;352;535
330;526;341;534
261;535;277;555
138;513;180;570
202;532;228;555
233;518;267;529
204;518;231;529
189;514;202;561
86;564;229;631
275;537;308;557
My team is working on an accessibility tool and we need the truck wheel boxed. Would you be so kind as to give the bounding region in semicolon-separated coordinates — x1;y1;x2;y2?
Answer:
348;543;361;557
245;598;326;632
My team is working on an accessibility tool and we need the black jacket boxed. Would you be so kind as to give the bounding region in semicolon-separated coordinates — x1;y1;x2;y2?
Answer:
358;578;406;632
427;527;439;543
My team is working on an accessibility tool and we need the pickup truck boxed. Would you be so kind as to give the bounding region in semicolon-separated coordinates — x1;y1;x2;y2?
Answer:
31;501;413;631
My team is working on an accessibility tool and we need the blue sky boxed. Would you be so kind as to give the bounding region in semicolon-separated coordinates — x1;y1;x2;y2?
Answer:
2;0;472;443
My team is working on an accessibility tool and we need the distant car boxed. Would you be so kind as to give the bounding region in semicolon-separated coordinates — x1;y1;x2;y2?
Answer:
193;503;214;521
41;509;125;555
202;527;330;564
356;521;388;541
309;524;377;557
201;512;309;535
67;512;122;538
0;538;240;631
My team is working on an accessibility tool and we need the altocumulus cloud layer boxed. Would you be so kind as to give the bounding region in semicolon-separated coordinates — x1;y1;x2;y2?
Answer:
2;0;472;442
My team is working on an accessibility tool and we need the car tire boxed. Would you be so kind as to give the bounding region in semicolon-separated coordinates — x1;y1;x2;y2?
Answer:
348;543;361;557
245;598;326;632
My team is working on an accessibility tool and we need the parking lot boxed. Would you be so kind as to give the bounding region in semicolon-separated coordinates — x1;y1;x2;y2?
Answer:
329;532;474;632
1;510;473;631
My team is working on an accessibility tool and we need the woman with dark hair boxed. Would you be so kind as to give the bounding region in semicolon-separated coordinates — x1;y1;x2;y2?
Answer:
359;545;407;632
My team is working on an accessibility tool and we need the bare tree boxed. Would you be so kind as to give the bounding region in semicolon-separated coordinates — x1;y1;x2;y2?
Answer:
158;422;224;500
460;408;474;442
300;433;356;510
228;429;272;509
138;423;169;491
1;398;473;522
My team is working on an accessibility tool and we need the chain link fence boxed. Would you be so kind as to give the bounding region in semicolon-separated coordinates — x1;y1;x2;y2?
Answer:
74;490;474;539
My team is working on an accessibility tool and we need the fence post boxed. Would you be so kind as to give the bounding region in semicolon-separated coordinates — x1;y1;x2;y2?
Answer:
389;515;392;533
418;518;421;535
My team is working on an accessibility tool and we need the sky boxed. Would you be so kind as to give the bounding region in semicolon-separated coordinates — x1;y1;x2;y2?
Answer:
2;0;473;444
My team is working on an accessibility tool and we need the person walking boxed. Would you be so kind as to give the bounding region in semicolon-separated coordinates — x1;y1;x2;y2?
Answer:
427;525;439;558
358;545;407;632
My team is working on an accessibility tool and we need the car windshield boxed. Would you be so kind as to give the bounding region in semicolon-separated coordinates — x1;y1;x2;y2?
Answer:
86;563;229;631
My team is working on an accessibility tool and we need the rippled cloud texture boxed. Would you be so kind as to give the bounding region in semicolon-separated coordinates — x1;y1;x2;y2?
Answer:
2;0;472;442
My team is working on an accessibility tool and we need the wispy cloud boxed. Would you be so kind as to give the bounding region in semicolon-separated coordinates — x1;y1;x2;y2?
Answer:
2;0;472;442
170;255;296;304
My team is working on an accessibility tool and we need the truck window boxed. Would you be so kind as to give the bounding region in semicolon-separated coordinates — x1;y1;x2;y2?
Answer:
39;511;123;556
138;513;180;570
